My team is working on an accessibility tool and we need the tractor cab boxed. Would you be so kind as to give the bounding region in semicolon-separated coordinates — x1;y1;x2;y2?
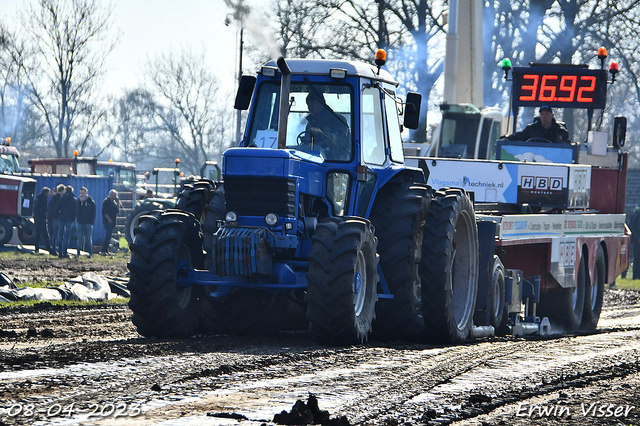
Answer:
230;53;422;223
0;138;21;174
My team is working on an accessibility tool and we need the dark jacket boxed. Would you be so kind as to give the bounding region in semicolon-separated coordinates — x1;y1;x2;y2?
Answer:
77;196;96;225
47;192;62;221
34;192;49;223
102;196;120;226
507;118;570;143
57;192;78;223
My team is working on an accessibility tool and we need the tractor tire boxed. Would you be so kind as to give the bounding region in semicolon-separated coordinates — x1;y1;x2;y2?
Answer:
0;218;12;246
17;219;37;245
370;178;429;342
176;180;214;219
489;255;507;330
198;184;227;334
202;184;225;269
306;217;379;345
127;210;206;338
538;251;587;333
581;248;605;331
124;202;165;245
420;188;478;344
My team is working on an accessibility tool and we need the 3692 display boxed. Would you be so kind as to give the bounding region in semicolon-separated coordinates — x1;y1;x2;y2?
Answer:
511;66;607;109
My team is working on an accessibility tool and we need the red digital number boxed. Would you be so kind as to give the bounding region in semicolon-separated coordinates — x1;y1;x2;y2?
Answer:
519;74;539;101
577;76;596;102
557;75;577;102
539;75;558;101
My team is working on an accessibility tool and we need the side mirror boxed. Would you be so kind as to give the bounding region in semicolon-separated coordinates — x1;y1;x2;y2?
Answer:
613;116;626;148
403;92;422;130
234;75;256;110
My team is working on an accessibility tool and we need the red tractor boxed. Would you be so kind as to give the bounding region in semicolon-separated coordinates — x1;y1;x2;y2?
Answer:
0;138;37;246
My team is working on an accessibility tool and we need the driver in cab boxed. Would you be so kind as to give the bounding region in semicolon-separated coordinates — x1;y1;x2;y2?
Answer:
304;91;349;159
507;106;570;143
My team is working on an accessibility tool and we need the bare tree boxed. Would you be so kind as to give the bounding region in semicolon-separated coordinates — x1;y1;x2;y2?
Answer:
102;89;164;165
0;23;47;156
144;49;233;175
267;0;446;142
23;0;118;158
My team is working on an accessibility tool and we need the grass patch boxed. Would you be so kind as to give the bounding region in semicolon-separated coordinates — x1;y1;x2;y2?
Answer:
0;298;129;310
118;236;129;251
19;280;66;289
0;249;130;262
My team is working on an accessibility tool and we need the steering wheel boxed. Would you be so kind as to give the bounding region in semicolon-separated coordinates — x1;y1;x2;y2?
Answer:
526;137;553;144
296;131;307;145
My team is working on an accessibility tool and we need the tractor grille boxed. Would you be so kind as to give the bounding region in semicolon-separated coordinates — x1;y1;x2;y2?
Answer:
213;227;272;276
225;176;296;218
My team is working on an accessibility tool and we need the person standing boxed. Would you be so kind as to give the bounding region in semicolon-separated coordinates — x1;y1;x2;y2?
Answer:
56;185;78;258
101;189;120;255
47;184;65;256
33;187;52;254
76;186;96;258
630;206;640;280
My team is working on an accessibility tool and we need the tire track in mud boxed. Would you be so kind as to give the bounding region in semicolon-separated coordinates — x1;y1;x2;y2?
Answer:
1;300;640;425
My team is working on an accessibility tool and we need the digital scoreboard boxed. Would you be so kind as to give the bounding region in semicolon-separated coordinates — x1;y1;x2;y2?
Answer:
511;67;607;109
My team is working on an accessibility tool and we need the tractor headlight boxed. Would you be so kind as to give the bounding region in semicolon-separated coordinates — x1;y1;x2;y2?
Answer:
265;213;278;226
225;211;238;222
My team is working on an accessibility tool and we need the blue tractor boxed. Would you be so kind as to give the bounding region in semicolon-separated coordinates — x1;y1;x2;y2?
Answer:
127;53;479;345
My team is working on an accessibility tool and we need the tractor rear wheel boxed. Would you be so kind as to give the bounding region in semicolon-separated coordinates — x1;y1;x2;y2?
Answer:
17;219;37;245
306;217;378;345
124;202;164;245
581;248;605;331
370;178;429;341
420;188;478;344
127;210;205;338
176;180;214;218
202;184;225;269
0;218;12;246
197;184;228;334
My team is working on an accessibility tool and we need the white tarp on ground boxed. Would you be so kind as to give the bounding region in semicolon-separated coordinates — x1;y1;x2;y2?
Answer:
0;272;130;303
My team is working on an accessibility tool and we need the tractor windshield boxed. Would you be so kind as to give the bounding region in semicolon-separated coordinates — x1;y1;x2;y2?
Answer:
247;82;353;162
0;153;20;174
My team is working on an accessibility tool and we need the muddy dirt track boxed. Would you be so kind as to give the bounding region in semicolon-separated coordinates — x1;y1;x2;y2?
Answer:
1;256;640;425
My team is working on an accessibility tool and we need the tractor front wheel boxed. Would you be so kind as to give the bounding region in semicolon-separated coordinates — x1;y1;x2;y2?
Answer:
0;218;12;246
306;217;378;345
127;210;205;338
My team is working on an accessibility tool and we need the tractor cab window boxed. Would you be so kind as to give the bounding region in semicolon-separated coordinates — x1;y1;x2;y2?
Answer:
362;86;385;165
0;153;20;173
384;89;404;163
247;82;353;162
437;111;481;159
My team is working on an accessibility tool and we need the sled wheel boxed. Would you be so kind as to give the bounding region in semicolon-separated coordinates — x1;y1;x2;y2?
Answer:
127;210;205;337
539;249;587;333
420;188;478;344
581;248;605;331
0;218;13;246
370;177;429;341
306;217;378;345
489;255;507;330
